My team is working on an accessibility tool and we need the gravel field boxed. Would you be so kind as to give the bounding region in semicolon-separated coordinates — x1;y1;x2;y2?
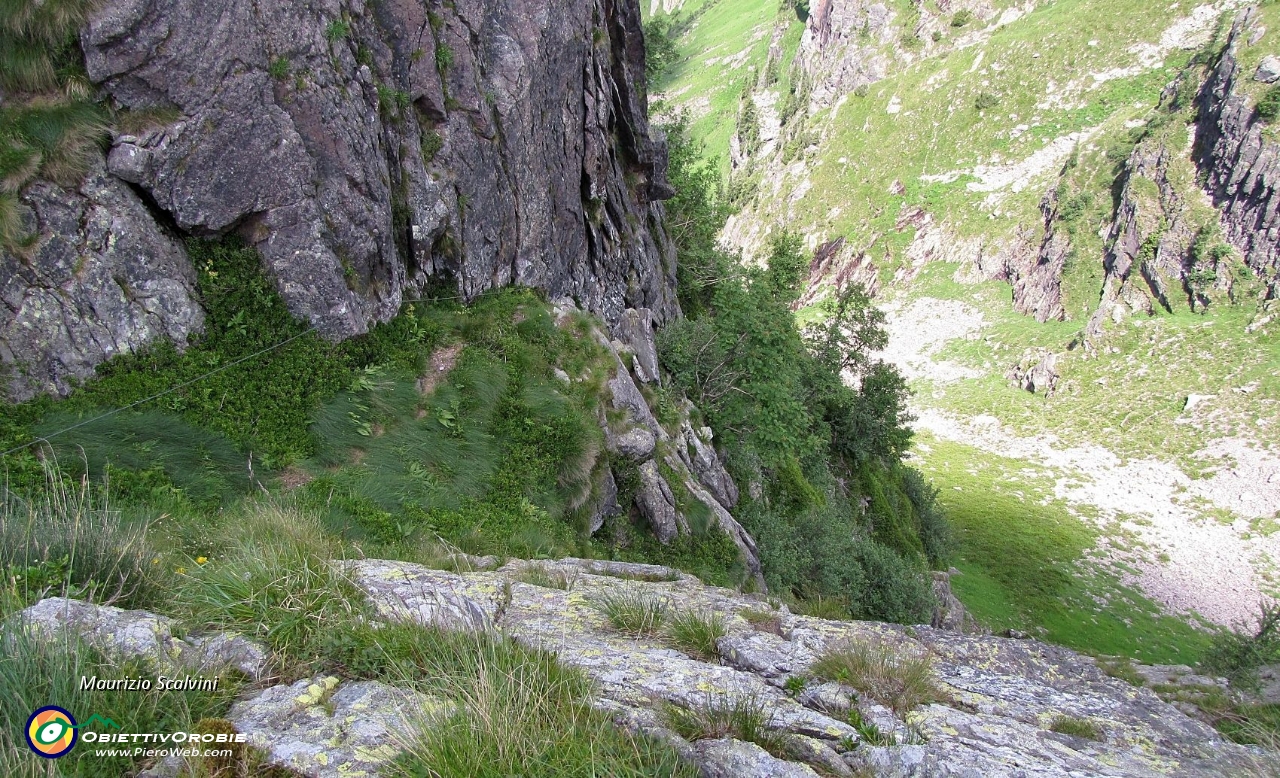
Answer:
882;297;1280;628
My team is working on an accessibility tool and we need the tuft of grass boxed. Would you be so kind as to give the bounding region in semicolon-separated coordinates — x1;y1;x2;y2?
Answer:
0;467;169;614
792;594;851;620
325;19;350;41
513;565;578;591
740;606;784;634
810;639;942;715
591;588;670;637
848;707;895;746
783;674;807;696
388;632;696;777
1097;656;1146;687
1048;714;1104;741
666;608;727;661
173;501;363;669
1257;85;1280;122
662;694;787;758
268;56;290;79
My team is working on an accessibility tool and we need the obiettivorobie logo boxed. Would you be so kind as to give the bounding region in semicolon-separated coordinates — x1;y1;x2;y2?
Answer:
23;706;246;760
24;707;122;759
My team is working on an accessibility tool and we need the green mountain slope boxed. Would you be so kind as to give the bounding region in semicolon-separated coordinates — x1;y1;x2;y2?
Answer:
653;0;1280;655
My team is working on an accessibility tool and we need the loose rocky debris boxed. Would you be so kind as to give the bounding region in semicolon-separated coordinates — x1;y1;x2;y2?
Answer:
1007;349;1060;396
19;561;1275;777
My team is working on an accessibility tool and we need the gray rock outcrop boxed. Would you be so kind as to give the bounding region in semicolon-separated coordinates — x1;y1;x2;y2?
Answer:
229;675;449;778
27;565;1276;778
0;163;203;401
14;597;269;680
4;0;679;399
1196;7;1280;298
340;557;1268;778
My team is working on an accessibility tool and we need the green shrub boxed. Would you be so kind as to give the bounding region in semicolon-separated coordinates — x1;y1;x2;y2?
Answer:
643;16;679;84
1049;715;1103;740
1202;604;1280;686
1257;86;1280;122
850;537;935;624
810;639;941;715
666;608;727;660
975;91;1000;111
951;10;975;27
592;588;670;636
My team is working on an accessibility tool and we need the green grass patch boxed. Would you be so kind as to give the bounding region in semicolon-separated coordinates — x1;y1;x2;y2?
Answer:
916;433;1212;662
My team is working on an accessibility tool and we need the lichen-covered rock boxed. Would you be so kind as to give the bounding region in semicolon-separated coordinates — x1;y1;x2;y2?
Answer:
341;559;497;632
696;738;821;777
635;458;685;543
15;597;270;680
0;161;203;401
228;676;449;778
609;427;657;460
929;570;980;633
186;632;270;679
340;558;1269;778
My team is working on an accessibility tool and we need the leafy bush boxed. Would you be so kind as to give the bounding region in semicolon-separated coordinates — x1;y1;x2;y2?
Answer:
951;9;975;27
810;639;941;715
1257;86;1280;122
848;537;934;624
975;91;1000;111
1202;604;1280;686
643;16;680;84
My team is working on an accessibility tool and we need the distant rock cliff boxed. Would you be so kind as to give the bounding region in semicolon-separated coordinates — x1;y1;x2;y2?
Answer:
1;0;676;401
1196;5;1280;299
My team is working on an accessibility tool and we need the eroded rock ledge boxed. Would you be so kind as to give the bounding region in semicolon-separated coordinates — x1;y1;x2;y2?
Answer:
17;559;1268;777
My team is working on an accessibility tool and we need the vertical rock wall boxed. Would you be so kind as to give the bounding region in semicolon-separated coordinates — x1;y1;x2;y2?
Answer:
2;0;677;400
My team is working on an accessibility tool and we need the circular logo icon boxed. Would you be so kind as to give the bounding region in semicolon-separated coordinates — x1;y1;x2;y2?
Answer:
25;706;77;759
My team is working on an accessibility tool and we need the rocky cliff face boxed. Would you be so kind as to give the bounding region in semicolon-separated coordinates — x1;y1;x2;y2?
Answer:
2;0;676;400
1196;5;1280;299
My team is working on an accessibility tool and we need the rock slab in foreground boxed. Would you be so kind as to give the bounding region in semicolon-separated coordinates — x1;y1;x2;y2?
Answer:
343;557;1271;778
